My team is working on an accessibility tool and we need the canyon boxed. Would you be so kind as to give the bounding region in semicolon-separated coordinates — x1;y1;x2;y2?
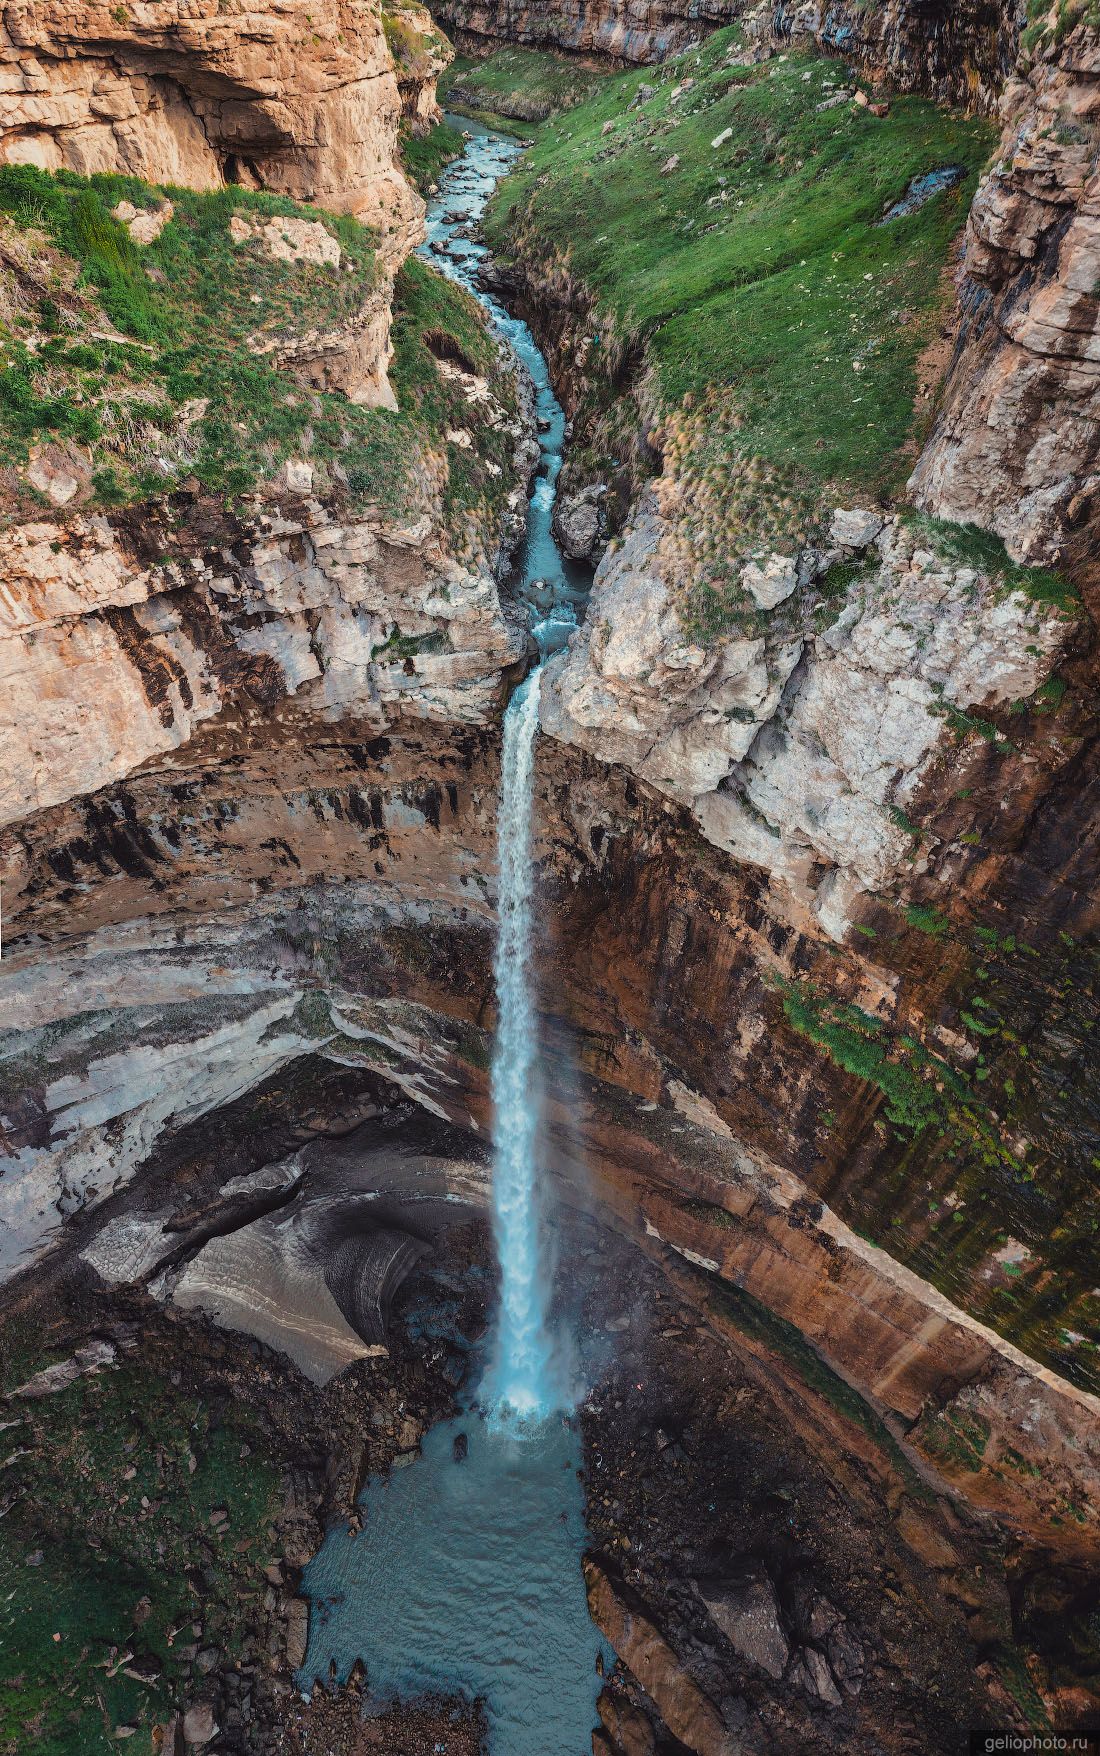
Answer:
1;0;1099;1752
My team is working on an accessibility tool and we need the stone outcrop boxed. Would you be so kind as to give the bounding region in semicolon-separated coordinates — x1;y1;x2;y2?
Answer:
0;484;526;828
3;710;1099;1553
911;17;1100;595
586;1560;742;1756
0;0;436;258
542;496;1075;935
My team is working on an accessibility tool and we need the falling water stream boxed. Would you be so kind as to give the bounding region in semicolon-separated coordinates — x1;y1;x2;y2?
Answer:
297;120;604;1750
484;668;554;1419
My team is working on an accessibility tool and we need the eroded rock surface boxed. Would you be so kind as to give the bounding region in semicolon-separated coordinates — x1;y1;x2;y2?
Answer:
912;21;1100;592
0;0;434;257
433;0;1017;108
542;495;1074;932
1;442;527;828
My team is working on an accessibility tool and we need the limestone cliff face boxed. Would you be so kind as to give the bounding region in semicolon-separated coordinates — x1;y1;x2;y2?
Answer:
541;497;1078;938
0;488;526;828
0;0;439;258
3;721;1099;1557
912;18;1100;594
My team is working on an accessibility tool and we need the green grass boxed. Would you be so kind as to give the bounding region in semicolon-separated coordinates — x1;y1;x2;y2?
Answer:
1022;0;1100;54
481;30;995;614
777;926;1100;1392
0;165;517;543
779;979;974;1138
0;1362;278;1755
400;117;467;192
441;48;609;124
905;904;950;937
902;511;1080;612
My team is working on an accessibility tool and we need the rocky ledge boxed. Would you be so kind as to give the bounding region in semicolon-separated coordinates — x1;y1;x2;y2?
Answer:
542;499;1076;938
431;0;1019;109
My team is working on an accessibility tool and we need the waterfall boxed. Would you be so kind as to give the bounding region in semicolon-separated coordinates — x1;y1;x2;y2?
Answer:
485;666;556;1422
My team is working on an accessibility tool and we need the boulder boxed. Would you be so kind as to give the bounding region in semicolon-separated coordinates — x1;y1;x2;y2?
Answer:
182;1702;218;1747
554;488;604;560
829;507;884;548
697;1567;789;1680
740;553;798;610
113;199;173;245
788;1646;843;1707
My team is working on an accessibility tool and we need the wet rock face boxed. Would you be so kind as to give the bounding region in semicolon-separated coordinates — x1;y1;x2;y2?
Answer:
911;24;1100;593
0;0;433;258
3;710;1100;1554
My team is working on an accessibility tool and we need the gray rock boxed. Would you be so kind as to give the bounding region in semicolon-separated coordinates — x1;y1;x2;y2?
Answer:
826;1621;865;1694
829;506;884;548
553;488;604;561
792;1645;843;1707
284;1599;309;1671
182;1701;218;1746
11;1340;117;1399
697;1566;789;1680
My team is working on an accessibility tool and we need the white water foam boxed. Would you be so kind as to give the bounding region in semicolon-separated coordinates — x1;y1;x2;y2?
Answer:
484;667;562;1421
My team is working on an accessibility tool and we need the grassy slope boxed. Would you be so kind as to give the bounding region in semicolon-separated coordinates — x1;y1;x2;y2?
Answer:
441;47;609;129
400;117;468;192
0;1359;278;1756
482;31;994;553
0;167;515;544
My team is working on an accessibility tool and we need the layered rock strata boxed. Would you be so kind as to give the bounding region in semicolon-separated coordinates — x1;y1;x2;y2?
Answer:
1;486;526;827
542;502;1076;937
2;718;1099;1556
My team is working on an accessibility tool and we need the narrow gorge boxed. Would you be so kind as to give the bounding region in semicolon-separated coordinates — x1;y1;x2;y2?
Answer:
0;3;1098;1754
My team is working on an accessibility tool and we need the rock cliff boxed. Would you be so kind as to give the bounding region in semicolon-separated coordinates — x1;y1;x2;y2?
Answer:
2;8;1100;1741
912;16;1100;593
0;0;444;257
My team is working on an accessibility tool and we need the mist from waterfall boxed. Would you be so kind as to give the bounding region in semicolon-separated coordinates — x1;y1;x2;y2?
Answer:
483;667;563;1423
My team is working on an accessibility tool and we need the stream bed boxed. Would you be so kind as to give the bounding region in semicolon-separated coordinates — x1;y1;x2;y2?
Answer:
422;114;591;648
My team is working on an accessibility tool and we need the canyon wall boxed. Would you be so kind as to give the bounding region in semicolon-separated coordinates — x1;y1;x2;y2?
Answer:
0;0;449;254
2;0;1100;1598
911;21;1100;593
432;0;1021;110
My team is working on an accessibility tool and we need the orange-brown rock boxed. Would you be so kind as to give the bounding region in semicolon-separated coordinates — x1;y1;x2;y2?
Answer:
585;1561;741;1756
0;0;433;260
